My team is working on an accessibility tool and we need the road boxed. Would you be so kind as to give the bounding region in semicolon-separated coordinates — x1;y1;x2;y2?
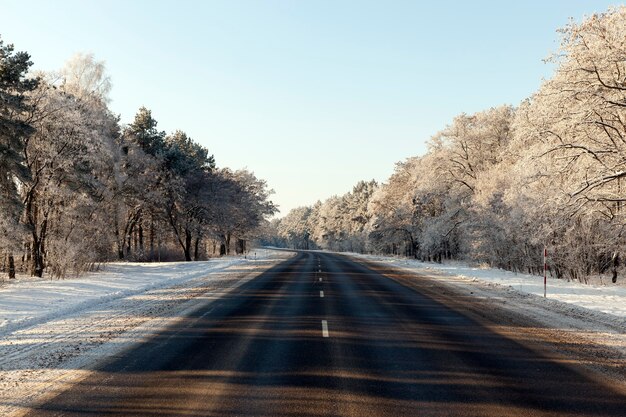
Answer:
24;251;626;416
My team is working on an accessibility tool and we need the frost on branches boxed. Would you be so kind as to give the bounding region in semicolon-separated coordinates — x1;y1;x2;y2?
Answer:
1;47;276;279
268;7;626;284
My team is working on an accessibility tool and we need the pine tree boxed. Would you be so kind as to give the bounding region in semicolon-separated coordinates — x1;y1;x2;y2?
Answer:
0;36;38;279
125;107;166;157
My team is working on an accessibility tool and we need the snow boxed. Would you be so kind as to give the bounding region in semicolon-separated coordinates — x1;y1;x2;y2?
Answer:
1;249;624;415
348;252;626;383
351;254;626;319
1;257;244;336
0;249;293;417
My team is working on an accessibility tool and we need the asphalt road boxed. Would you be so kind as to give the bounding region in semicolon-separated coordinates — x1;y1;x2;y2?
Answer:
24;252;626;416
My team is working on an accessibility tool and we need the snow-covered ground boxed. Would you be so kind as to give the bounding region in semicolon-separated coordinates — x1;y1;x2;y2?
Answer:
1;258;235;334
349;252;626;383
0;249;293;417
2;249;624;415
351;254;626;319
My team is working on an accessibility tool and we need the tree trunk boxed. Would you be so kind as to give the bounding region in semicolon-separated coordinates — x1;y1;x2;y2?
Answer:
31;244;44;277
194;237;200;261
114;213;125;260
126;233;132;258
138;224;144;254
236;239;243;254
184;230;192;261
25;193;45;277
31;218;47;278
8;254;16;279
149;217;155;261
157;231;161;262
226;232;231;255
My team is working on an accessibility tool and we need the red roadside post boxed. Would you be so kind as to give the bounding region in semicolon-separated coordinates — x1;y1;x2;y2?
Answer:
543;246;548;298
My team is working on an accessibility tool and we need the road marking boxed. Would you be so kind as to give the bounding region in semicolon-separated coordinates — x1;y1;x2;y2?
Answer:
320;290;324;298
321;320;329;337
319;277;322;282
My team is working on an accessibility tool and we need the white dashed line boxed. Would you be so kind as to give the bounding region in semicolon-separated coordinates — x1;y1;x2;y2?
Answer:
320;290;324;298
319;277;322;282
321;320;329;338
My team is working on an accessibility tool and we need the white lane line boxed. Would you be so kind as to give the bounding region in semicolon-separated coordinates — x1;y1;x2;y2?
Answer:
321;320;329;338
320;290;324;298
318;269;322;272
319;277;322;282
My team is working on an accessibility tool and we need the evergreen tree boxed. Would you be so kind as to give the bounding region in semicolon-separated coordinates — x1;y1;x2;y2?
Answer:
0;36;38;278
124;107;165;156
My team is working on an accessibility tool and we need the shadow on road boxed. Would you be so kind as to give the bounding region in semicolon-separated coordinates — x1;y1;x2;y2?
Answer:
17;252;626;417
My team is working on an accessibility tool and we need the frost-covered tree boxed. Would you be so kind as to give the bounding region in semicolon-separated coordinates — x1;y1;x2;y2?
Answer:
0;44;280;277
342;180;378;252
111;108;168;261
265;6;626;284
21;60;117;277
226;169;277;254
277;206;316;250
125;107;165;157
511;6;626;281
0;36;38;278
206;168;277;255
367;158;424;256
58;53;111;102
161;130;215;260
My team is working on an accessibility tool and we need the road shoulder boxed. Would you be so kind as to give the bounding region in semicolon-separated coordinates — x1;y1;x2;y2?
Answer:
347;254;626;392
0;250;294;417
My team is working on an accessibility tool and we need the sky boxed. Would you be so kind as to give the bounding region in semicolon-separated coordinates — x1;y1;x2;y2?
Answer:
0;0;620;216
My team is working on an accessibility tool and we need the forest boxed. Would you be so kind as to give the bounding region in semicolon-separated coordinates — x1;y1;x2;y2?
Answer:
1;45;276;279
267;7;626;283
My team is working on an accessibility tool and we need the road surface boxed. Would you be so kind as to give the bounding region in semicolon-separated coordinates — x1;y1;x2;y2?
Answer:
24;252;626;416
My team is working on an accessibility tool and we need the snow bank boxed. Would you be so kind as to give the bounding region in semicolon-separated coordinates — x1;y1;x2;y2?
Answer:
351;254;626;319
0;249;292;417
0;255;254;336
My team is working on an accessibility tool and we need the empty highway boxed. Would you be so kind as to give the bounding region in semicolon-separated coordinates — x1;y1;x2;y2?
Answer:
24;252;626;416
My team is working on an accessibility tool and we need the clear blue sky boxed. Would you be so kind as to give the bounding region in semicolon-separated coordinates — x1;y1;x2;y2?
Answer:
0;1;619;215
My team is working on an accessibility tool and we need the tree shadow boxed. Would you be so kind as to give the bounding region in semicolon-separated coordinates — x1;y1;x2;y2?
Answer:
14;252;626;416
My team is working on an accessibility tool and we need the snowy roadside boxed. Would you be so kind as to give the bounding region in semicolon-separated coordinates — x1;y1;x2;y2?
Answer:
0;249;293;417
348;253;626;381
351;254;626;319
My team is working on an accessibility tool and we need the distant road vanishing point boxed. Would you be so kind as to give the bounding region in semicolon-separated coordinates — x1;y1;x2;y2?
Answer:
24;252;626;417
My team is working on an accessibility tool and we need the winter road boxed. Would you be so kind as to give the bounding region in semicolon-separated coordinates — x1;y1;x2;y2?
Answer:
24;252;626;416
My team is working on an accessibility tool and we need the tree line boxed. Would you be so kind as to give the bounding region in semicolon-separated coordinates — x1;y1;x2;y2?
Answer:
267;7;626;284
1;43;276;279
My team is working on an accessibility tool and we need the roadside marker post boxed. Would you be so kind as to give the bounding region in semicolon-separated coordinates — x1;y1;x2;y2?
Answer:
543;246;548;298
